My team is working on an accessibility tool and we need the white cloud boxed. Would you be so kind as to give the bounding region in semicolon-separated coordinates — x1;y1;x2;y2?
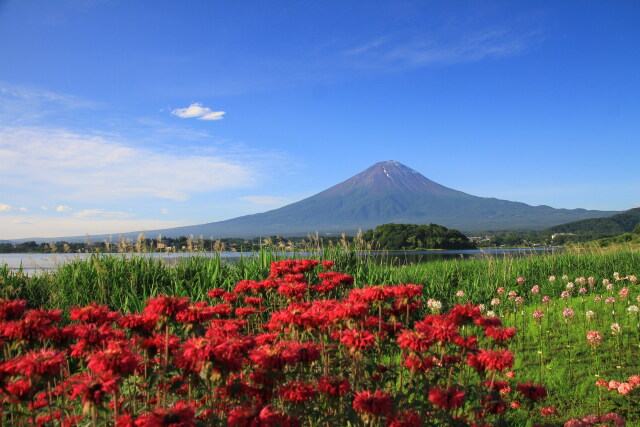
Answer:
0;82;97;124
171;103;225;121
634;204;640;207
41;206;48;210
160;208;170;214
0;126;258;203
0;82;95;109
343;29;542;69
18;207;28;212
56;205;73;212
200;111;225;121
0;204;12;212
239;196;287;205
73;209;134;219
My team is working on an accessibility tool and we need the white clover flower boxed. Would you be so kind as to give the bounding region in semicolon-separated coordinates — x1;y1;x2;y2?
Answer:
628;305;639;314
611;323;622;335
486;310;496;318
586;310;596;320
427;298;442;313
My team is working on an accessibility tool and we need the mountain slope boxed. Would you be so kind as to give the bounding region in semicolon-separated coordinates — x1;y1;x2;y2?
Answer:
545;208;640;239
13;161;619;242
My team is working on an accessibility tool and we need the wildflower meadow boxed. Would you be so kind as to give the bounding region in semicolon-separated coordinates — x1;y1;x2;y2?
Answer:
1;248;640;425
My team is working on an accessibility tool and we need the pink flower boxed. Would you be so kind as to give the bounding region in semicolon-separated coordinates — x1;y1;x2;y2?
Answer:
540;406;558;417
618;382;634;395
608;380;621;390
562;308;575;322
586;331;602;349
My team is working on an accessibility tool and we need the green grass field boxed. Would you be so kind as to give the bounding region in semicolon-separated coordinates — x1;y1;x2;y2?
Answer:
2;244;640;424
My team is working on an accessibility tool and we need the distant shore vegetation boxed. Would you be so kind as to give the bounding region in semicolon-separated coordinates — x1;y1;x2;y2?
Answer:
3;217;640;254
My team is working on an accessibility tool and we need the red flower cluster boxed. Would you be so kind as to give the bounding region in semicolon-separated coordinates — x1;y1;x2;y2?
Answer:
0;259;548;426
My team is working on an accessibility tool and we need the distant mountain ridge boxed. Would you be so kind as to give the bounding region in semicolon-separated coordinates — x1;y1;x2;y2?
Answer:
10;161;619;242
545;208;640;240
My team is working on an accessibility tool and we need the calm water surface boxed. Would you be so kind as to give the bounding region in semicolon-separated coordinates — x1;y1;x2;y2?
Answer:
1;248;561;276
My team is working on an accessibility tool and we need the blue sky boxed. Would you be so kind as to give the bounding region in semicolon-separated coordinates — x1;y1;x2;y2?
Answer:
1;1;639;239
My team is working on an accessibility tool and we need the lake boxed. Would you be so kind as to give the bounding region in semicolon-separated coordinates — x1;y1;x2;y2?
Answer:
0;248;561;275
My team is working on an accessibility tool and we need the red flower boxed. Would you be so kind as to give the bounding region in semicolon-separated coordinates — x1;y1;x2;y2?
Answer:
134;405;195;426
11;348;66;378
234;280;260;294
472;349;515;373
210;303;233;317
4;378;32;401
397;330;432;352
270;259;318;278
428;386;466;410
312;272;353;292
403;354;435;373
516;382;547;402
177;336;252;375
1;308;62;341
277;280;308;300
227;404;297;427
0;298;27;321
244;297;264;306
68;372;119;407
484;326;516;344
357;285;394;303
118;312;159;337
223;292;238;303
353;390;393;418
279;381;317;403
87;340;141;376
207;288;225;298
340;328;376;352
144;295;189;319
386;409;421;427
415;314;459;343
175;301;216;324
317;377;350;397
70;303;120;325
448;303;481;326
235;306;260;317
474;316;502;328
393;284;423;299
541;406;558;417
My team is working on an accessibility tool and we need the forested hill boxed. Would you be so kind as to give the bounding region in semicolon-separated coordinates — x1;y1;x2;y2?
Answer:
545;208;640;240
362;223;476;250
